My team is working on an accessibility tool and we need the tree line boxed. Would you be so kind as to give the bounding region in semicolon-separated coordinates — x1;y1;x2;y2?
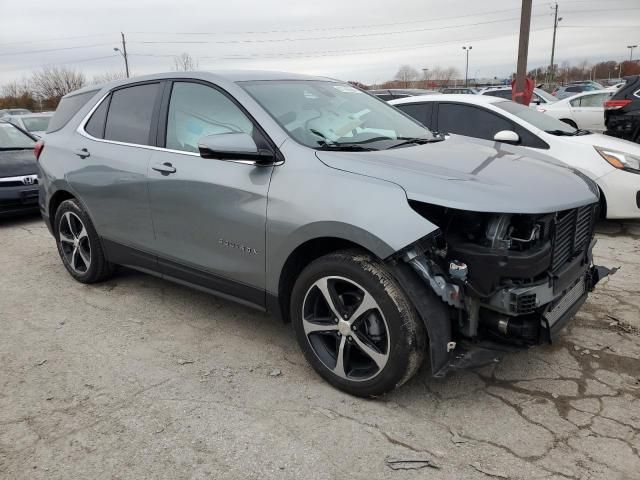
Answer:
0;53;199;111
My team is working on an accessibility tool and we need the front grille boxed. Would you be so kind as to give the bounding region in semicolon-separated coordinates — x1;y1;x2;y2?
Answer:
544;277;586;326
551;204;595;271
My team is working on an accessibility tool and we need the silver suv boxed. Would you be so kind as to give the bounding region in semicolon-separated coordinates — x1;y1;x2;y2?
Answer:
37;71;610;397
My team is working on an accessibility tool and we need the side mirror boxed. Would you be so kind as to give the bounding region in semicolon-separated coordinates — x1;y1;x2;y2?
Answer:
535;100;541;105
493;130;520;144
198;132;274;165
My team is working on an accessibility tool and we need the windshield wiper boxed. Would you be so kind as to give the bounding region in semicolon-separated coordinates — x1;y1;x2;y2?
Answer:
316;144;376;152
387;136;444;149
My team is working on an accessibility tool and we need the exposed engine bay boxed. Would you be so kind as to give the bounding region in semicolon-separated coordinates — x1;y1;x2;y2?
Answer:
394;201;613;373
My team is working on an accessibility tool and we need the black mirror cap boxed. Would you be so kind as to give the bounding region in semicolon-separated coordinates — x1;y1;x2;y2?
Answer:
198;146;276;165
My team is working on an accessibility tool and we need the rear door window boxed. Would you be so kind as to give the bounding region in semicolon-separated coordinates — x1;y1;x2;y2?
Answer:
104;83;161;145
396;103;434;128
47;90;99;133
437;103;512;140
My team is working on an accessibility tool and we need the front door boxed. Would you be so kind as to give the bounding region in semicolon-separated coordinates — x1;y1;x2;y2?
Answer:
148;81;273;307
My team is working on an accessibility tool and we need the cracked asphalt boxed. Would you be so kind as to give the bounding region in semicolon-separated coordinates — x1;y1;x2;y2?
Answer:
1;214;639;480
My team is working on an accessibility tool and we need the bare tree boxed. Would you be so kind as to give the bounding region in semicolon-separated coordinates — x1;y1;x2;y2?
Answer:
394;65;419;88
30;67;86;105
442;67;460;85
0;79;35;110
92;71;126;85
173;53;199;71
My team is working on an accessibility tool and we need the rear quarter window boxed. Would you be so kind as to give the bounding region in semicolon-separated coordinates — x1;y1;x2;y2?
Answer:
47;90;99;133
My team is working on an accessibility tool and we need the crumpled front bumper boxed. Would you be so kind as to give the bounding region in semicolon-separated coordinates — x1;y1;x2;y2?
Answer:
438;263;614;376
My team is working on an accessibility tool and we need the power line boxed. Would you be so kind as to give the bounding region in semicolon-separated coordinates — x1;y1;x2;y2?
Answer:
129;28;550;62
0;43;113;57
132;15;546;45
0;34;113;48
129;8;526;36
3;54;120;73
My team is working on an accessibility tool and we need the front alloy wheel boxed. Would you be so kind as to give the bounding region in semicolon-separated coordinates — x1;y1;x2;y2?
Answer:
291;250;426;397
302;276;390;381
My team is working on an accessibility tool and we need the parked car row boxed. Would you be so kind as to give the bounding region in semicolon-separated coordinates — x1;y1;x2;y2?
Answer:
0;109;53;138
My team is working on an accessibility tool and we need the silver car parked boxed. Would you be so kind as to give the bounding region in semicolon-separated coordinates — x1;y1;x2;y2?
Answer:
38;71;610;396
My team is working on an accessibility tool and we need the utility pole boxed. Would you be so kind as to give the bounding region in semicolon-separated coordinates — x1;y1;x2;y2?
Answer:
548;3;562;84
462;46;472;87
628;45;638;62
121;32;130;78
514;0;532;105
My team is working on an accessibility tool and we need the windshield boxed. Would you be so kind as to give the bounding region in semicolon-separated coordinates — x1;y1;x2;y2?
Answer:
241;80;436;150
0;122;35;149
495;100;578;134
535;89;556;103
21;116;51;132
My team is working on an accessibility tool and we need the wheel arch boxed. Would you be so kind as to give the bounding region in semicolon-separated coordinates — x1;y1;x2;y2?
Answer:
48;189;76;224
272;235;380;324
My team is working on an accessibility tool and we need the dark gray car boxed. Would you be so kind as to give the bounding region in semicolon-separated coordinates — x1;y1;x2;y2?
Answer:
37;71;610;397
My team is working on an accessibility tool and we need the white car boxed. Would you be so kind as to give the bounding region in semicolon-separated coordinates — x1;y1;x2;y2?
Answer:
536;90;614;133
5;112;52;138
389;94;640;219
479;86;557;109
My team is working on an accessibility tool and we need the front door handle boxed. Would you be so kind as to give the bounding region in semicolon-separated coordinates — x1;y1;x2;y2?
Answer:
152;162;177;175
74;148;90;159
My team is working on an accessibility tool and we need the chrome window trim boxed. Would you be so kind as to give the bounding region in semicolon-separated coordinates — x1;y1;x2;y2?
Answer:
76;90;276;166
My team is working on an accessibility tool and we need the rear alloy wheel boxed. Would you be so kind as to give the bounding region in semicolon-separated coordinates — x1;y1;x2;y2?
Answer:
291;250;426;397
54;199;114;283
58;211;92;274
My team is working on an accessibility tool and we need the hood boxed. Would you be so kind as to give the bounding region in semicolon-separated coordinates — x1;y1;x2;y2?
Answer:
565;132;640;154
0;149;37;177
316;135;598;214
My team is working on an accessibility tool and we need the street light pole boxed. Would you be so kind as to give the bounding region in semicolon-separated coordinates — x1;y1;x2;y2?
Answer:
114;33;130;78
548;3;562;84
462;46;472;87
628;45;638;62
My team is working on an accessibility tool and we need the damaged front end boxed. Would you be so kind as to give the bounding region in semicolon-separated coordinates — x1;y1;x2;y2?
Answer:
390;201;614;376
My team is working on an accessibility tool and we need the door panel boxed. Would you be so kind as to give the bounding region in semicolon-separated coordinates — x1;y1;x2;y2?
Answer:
68;140;155;249
69;83;163;252
148;81;272;302
148;152;272;292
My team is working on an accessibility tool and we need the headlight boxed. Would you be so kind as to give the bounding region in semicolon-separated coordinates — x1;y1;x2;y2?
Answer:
594;146;640;173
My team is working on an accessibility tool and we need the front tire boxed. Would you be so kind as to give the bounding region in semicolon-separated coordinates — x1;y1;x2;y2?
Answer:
291;250;426;397
54;199;114;283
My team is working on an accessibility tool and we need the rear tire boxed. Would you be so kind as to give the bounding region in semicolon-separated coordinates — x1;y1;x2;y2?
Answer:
291;250;426;397
54;199;114;284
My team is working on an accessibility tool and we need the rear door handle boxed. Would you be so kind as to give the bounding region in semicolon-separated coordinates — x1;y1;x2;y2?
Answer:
152;162;177;175
74;148;90;159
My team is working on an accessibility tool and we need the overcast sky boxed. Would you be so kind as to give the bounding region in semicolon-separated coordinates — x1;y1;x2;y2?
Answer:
1;0;639;85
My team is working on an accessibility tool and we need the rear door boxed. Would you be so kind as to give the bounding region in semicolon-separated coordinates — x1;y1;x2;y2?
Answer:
569;92;611;131
73;81;162;261
147;80;274;307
